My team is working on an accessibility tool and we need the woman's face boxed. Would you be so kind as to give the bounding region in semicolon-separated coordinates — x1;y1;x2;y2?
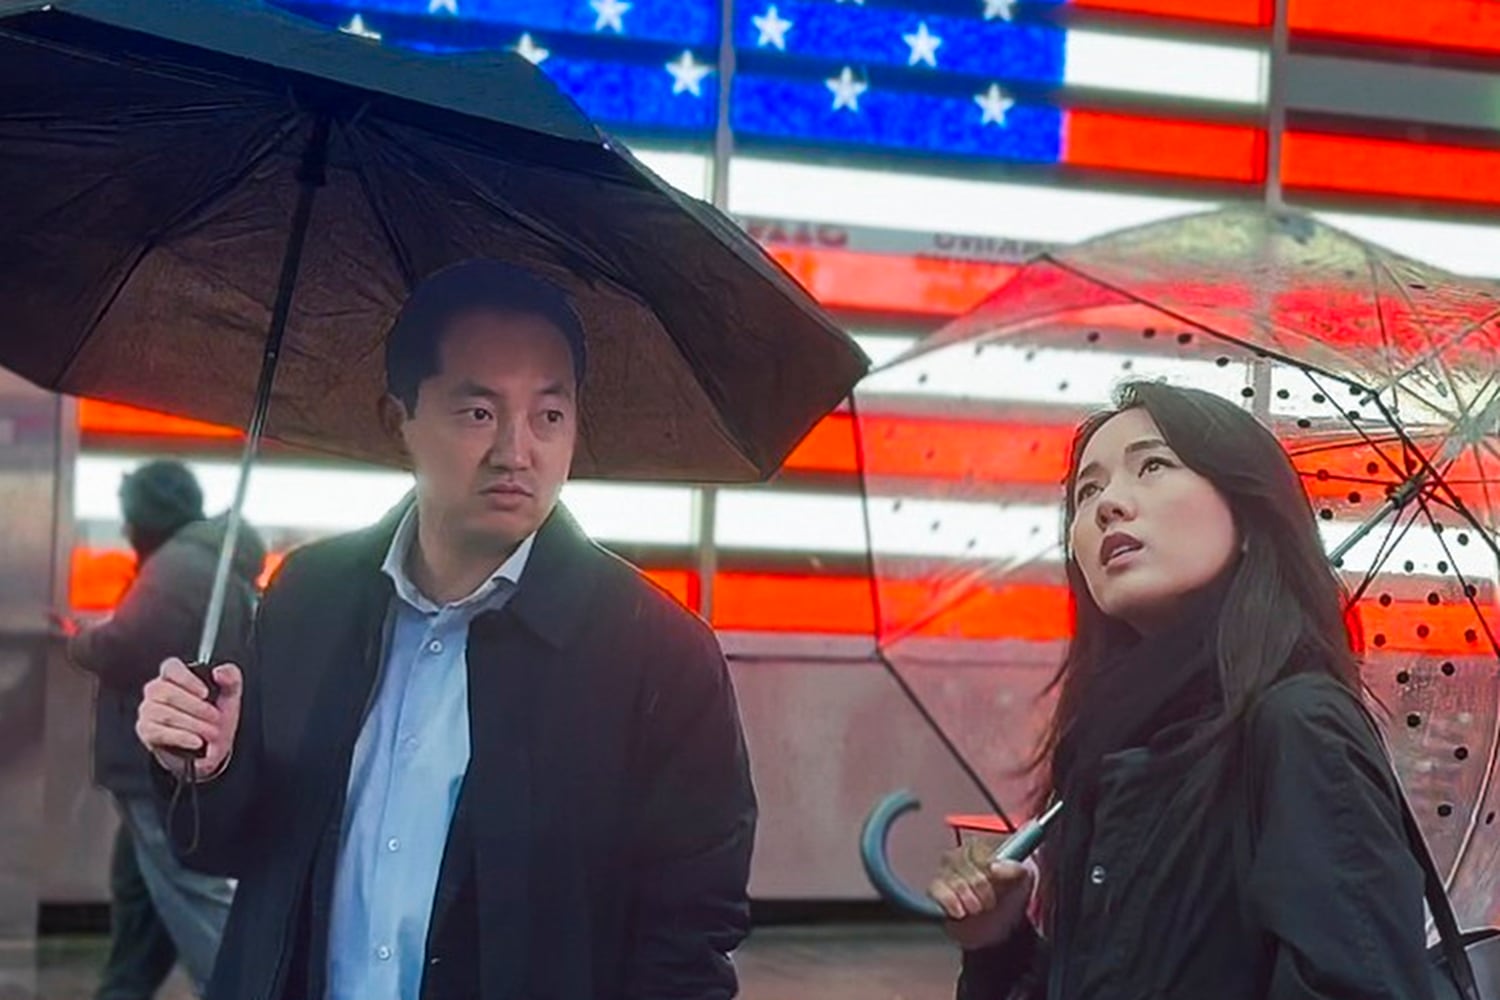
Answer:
1069;408;1239;633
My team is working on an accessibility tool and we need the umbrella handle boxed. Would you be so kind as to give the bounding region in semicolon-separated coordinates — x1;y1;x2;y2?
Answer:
859;790;946;919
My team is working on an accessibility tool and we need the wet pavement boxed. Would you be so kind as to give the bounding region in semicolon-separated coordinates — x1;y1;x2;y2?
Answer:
2;922;958;1000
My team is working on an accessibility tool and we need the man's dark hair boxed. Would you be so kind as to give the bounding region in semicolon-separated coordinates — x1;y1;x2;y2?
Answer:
384;259;588;413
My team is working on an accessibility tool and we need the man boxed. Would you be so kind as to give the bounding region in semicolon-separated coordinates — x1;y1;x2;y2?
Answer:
68;460;262;997
136;260;758;1000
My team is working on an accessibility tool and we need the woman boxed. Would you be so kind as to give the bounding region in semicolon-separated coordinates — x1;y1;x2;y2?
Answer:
929;380;1434;999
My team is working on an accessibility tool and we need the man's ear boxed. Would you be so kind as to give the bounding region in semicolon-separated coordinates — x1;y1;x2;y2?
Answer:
378;394;410;451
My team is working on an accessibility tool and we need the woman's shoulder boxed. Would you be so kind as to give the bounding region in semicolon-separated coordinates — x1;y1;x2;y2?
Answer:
1244;671;1389;772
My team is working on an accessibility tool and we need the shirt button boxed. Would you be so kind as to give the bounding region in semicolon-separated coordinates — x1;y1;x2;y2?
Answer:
387;838;401;853
427;639;443;654
1089;864;1107;886
376;945;392;961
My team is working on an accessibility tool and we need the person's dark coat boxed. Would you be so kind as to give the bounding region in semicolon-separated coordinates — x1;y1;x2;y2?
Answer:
157;502;757;1000
71;515;264;796
959;673;1434;1000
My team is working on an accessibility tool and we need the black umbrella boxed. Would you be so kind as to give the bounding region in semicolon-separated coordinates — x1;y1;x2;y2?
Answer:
0;0;867;661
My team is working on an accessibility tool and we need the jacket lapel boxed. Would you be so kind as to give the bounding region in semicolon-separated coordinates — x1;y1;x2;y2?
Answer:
428;506;605;999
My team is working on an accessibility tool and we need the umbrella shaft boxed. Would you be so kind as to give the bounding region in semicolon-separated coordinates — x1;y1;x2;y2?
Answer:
197;117;331;665
1326;467;1428;566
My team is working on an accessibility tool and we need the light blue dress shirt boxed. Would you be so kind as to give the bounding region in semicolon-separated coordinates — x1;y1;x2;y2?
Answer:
326;508;534;1000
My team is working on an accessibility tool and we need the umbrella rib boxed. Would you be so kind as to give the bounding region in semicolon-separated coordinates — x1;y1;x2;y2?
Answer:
1344;498;1422;605
1046;259;1369;395
54;111;305;384
345;119;418;290
852;395;1012;824
1362;242;1404;393
1299;368;1416;485
1414;493;1500;892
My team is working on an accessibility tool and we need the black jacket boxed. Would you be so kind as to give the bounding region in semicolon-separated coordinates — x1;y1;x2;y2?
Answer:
71;515;263;796
960;673;1434;1000
158;503;757;1000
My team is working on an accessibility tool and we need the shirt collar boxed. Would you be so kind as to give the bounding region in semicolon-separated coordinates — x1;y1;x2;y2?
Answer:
380;505;535;615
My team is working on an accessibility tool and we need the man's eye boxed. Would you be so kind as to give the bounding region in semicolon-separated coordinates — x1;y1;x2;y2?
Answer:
466;407;493;422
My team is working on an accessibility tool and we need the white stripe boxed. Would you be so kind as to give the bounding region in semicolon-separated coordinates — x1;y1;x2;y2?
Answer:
74;455;699;545
1065;30;1268;105
75;456;1496;578
633;149;712;200
730;159;1500;281
861;342;1250;408
716;488;1498;578
860;334;1477;433
1311;210;1500;280
850;332;919;367
728;157;1214;244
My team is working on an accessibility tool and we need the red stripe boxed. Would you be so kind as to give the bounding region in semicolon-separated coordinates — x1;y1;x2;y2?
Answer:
785;412;1074;485
1284;131;1500;208
787;412;1500;511
762;245;1013;317
1289;0;1500;55
1070;0;1268;26
78;404;1500;511
71;548;1492;656
80;398;239;440
1065;112;1266;184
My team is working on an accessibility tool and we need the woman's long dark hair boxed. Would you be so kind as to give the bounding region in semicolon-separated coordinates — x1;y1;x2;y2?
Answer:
1031;379;1362;921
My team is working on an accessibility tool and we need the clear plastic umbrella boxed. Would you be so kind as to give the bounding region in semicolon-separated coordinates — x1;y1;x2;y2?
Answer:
857;206;1500;928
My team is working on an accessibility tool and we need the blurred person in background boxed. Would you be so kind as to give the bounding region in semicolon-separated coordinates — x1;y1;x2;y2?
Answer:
67;460;264;998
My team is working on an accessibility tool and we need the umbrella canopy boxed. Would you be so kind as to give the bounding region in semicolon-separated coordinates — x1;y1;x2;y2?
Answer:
0;0;866;482
855;206;1500;927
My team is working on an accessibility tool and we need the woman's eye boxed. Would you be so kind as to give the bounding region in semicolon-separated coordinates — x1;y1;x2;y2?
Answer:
1140;456;1170;475
543;410;564;425
1075;482;1100;503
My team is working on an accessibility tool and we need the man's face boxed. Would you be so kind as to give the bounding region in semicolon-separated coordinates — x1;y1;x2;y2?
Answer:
389;309;578;552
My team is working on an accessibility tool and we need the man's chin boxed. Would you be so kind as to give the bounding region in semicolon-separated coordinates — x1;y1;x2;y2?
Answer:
463;506;542;549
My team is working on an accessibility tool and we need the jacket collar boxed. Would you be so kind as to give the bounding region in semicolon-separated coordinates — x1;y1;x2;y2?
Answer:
355;493;599;650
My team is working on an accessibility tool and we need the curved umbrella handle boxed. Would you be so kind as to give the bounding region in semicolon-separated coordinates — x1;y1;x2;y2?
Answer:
859;790;946;919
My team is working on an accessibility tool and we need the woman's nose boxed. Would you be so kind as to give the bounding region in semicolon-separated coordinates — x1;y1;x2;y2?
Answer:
1094;492;1132;529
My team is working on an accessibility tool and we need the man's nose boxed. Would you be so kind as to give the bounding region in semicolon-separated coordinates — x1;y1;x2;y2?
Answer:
486;415;530;468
